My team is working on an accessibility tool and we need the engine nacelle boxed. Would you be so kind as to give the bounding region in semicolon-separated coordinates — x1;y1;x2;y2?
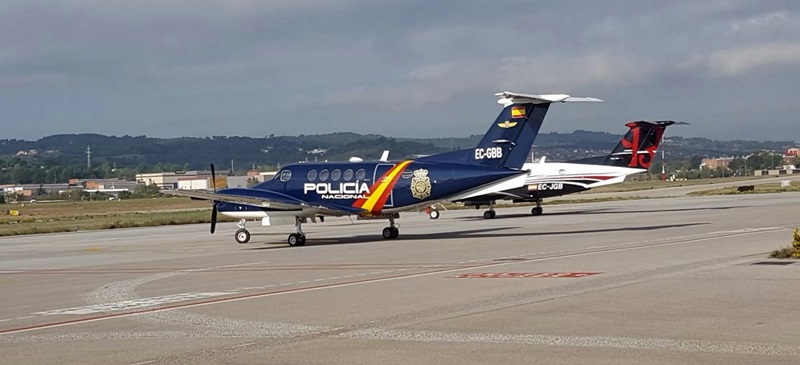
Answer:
261;215;296;227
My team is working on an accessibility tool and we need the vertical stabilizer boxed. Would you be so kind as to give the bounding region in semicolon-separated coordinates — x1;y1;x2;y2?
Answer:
417;92;601;169
570;121;686;168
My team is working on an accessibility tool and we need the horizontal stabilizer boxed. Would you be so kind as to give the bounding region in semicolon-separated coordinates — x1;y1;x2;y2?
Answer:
495;91;603;106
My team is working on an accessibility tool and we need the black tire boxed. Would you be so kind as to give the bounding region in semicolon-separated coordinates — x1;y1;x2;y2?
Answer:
429;209;440;220
531;207;543;216
234;229;250;244
390;227;399;239
288;233;302;246
483;210;495;219
297;234;307;246
382;227;394;239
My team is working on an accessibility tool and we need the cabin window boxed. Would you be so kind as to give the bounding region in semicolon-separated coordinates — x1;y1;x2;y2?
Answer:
355;168;366;181
279;170;292;182
343;169;354;181
331;169;342;181
319;169;330;181
307;170;317;181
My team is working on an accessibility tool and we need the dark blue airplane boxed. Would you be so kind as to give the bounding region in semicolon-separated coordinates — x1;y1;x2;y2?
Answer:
168;92;600;246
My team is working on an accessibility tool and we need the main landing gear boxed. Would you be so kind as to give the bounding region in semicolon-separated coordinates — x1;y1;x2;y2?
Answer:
287;216;307;246
234;219;251;244
483;201;497;219
232;218;306;246
530;200;543;216
382;215;399;239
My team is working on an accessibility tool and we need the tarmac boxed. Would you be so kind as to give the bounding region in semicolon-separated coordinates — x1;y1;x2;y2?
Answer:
1;191;800;364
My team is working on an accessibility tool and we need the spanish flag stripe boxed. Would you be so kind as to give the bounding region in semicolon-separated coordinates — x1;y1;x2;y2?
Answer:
511;106;526;118
371;163;411;212
359;160;412;213
353;166;397;209
361;160;412;212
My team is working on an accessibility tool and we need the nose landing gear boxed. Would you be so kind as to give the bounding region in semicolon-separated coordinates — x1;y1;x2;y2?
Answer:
530;199;543;216
234;219;250;244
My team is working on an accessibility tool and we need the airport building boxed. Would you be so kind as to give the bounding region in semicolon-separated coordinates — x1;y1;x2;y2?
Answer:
756;167;800;176
700;157;733;169
135;171;215;190
70;179;140;191
1;183;76;195
174;175;254;190
784;148;799;165
244;171;278;183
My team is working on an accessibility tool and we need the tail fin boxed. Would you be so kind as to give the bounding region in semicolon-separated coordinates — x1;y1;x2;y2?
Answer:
571;120;687;168
418;92;601;169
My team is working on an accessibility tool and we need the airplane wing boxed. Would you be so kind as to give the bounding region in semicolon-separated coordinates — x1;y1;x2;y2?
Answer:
445;170;530;201
165;188;367;215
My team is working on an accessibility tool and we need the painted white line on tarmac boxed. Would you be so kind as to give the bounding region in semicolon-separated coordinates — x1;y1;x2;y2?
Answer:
345;329;800;357
34;292;239;316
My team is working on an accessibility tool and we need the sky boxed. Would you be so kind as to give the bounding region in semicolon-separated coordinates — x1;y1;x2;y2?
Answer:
1;0;799;142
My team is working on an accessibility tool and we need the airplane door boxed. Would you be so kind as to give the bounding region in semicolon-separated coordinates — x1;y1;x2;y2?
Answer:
373;164;395;208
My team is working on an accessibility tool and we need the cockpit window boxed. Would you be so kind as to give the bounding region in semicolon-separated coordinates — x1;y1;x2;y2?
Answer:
343;169;354;181
279;170;292;182
331;169;341;181
307;169;318;181
319;169;330;181
355;168;366;181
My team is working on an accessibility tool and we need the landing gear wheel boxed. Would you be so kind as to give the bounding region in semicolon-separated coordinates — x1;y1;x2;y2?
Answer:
288;233;306;246
531;207;543;216
429;209;440;220
382;227;399;239
483;210;496;219
234;229;251;244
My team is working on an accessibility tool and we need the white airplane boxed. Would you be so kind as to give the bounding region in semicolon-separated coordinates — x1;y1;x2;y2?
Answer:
428;120;685;219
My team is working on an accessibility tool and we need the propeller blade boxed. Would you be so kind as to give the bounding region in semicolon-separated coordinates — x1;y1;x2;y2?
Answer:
210;203;217;234
210;163;217;192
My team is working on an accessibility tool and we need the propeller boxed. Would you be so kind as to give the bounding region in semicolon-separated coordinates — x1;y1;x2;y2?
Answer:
210;163;218;234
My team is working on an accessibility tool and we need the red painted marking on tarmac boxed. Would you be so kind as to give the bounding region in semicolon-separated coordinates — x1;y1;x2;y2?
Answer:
449;272;602;279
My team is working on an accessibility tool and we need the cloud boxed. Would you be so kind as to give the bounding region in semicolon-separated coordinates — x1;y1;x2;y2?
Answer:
1;0;800;141
685;42;800;76
496;52;656;90
324;51;657;110
730;11;789;33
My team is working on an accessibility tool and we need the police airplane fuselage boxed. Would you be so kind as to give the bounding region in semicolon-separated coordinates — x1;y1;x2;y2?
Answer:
168;91;600;246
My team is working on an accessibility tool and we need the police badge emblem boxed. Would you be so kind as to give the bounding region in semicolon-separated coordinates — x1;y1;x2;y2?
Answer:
410;169;431;200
